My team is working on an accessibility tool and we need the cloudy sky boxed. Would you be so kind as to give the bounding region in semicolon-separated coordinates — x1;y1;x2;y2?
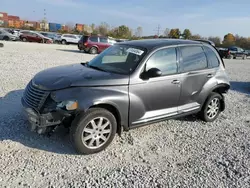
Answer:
1;0;250;38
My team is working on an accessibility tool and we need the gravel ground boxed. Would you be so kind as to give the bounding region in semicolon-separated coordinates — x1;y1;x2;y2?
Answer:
0;41;250;188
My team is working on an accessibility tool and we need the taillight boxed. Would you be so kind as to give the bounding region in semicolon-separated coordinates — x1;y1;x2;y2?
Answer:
84;42;88;46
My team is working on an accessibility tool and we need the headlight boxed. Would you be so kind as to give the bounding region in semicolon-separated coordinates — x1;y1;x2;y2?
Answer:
57;100;78;110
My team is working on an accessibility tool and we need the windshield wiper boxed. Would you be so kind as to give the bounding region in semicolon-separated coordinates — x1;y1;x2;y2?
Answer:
81;62;108;72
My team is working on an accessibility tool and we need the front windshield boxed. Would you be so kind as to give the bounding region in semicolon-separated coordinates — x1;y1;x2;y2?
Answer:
87;44;147;75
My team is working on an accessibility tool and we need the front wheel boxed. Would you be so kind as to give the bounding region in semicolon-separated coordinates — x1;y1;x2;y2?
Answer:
70;108;117;155
61;40;67;45
199;92;222;122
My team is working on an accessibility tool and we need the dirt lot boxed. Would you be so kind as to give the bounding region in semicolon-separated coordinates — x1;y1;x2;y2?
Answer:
0;41;250;188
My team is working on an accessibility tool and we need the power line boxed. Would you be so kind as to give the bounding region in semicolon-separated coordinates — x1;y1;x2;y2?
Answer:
153;24;164;36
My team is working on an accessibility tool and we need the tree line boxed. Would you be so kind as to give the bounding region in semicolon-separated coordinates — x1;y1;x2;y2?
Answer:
64;22;250;49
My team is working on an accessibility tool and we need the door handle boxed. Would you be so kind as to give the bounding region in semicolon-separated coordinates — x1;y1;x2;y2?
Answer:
207;74;213;78
171;79;180;84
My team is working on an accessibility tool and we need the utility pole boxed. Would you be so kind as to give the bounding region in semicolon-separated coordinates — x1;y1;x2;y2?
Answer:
153;24;163;36
43;9;47;31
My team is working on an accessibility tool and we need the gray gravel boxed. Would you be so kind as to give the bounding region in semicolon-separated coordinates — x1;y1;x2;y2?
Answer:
0;41;250;188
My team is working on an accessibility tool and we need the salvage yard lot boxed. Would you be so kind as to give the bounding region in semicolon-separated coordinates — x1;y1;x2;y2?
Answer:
0;41;250;187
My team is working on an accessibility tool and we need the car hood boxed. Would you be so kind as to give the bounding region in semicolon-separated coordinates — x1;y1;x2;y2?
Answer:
32;63;129;90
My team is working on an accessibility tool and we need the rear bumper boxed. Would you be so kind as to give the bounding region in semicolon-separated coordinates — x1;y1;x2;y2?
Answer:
78;43;89;51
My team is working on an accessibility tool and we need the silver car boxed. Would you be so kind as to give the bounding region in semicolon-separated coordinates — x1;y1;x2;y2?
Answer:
0;29;18;41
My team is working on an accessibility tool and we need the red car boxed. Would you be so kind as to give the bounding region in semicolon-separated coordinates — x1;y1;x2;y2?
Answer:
78;35;116;54
19;31;53;44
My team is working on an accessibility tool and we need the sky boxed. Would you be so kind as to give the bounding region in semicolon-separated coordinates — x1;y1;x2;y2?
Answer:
1;0;250;39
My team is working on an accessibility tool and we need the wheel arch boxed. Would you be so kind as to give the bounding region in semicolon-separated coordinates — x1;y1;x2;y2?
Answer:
204;83;230;111
77;102;126;136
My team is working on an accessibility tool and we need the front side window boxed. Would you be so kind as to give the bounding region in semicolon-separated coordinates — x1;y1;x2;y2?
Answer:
180;46;207;72
146;47;178;76
203;46;220;68
86;44;147;75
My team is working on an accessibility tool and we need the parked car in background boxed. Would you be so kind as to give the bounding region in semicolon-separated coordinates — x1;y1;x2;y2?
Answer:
0;29;19;41
21;39;230;154
40;32;62;44
60;34;81;45
19;31;53;43
78;35;117;54
218;46;248;59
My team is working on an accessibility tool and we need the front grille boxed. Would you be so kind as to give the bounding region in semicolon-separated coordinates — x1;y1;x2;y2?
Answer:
23;81;49;110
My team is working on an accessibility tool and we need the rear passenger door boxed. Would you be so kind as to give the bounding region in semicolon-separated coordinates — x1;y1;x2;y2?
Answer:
99;37;109;52
177;45;214;113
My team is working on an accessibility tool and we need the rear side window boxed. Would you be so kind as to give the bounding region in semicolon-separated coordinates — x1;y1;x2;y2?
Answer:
99;37;108;43
180;46;207;72
89;36;98;42
203;46;220;68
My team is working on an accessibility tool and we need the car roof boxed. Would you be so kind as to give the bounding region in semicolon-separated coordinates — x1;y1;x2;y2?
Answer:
119;39;202;51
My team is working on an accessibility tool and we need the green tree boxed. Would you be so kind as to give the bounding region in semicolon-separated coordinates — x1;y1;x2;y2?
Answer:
182;29;192;39
190;34;202;40
97;22;109;36
168;28;181;38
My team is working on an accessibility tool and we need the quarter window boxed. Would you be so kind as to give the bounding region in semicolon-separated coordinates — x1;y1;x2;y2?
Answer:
180;46;207;72
203;46;220;68
146;47;178;76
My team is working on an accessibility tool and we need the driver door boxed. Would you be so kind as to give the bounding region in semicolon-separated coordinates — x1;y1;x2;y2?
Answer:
129;47;182;126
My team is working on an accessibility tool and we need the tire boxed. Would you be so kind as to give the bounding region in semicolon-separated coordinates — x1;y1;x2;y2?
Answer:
3;36;9;41
0;43;3;47
62;40;67;45
70;108;117;155
199;92;222;122
89;47;98;54
229;54;233;59
22;37;27;42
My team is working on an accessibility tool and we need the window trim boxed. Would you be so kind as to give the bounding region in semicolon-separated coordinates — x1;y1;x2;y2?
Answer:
178;44;209;73
144;46;179;77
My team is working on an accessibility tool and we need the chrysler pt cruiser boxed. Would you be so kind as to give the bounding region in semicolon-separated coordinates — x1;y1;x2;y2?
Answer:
22;39;230;154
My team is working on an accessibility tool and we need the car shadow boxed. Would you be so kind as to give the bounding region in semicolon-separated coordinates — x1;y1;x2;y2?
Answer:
230;81;250;95
56;49;84;53
0;89;77;155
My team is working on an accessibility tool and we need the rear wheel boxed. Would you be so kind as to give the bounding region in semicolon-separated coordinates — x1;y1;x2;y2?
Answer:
199;92;222;122
3;36;9;41
22;37;27;42
70;108;117;154
89;47;98;54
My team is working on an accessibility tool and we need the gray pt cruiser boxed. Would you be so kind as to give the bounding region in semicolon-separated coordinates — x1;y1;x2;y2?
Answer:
21;39;230;154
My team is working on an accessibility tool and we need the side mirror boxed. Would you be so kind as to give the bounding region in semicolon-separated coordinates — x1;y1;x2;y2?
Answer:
144;68;162;78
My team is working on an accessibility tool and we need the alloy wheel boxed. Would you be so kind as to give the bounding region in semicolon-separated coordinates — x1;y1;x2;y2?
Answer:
81;117;112;149
207;98;220;119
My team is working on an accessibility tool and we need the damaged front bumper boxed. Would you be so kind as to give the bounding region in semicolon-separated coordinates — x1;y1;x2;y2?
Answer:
21;98;71;133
